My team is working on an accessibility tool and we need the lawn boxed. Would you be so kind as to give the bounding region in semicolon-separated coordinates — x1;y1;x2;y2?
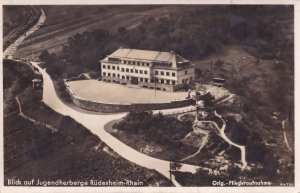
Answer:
67;80;189;104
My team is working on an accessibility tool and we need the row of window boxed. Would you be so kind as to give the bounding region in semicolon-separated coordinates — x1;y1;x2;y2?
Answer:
103;72;150;82
155;78;176;85
103;64;117;70
155;70;176;77
103;65;148;75
122;60;150;67
155;70;188;76
103;72;121;78
103;72;176;85
105;60;151;67
103;64;181;78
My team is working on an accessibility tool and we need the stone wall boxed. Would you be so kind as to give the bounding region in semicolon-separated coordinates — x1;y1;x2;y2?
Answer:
64;81;195;113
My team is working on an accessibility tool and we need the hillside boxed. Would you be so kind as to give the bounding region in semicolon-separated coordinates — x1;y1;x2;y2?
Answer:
14;5;179;57
190;45;294;185
3;6;32;37
4;5;294;186
31;7;294;172
3;5;41;50
3;59;171;186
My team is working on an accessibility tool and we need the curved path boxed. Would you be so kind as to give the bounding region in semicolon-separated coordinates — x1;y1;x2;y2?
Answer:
178;110;247;170
4;8;46;58
213;111;247;170
6;8;201;186
282;119;293;152
32;62;201;186
181;133;208;162
216;94;235;104
182;113;247;170
180;120;209;162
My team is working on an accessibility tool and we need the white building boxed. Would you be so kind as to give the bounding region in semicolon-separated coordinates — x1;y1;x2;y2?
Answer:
100;48;195;92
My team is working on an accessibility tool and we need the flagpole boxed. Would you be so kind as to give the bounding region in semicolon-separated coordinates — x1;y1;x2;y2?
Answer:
154;71;156;100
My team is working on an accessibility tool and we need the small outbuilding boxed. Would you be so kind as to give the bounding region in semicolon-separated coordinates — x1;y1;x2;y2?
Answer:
212;78;226;87
32;78;43;89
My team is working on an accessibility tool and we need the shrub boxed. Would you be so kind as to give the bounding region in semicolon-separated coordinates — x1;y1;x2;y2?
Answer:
114;110;193;147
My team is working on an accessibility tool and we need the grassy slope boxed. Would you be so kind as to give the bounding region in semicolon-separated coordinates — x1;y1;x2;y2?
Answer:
107;114;236;166
196;46;294;182
3;60;171;186
15;5;177;56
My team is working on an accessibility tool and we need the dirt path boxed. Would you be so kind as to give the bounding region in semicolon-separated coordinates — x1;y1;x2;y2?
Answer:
180;120;209;162
214;111;247;170
181;94;235;161
6;8;201;186
178;107;247;171
216;94;235;104
31;61;204;187
282;119;293;152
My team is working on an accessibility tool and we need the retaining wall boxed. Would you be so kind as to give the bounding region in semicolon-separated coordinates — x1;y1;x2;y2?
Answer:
102;75;189;92
64;81;195;113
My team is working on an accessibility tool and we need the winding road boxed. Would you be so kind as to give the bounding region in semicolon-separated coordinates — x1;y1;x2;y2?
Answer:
31;61;202;186
6;7;249;186
176;93;246;170
5;8;202;186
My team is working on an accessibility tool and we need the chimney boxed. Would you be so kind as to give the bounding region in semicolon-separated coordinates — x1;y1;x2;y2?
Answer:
170;51;177;68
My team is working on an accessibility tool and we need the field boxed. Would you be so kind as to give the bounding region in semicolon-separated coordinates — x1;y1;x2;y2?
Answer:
15;5;180;57
67;80;189;104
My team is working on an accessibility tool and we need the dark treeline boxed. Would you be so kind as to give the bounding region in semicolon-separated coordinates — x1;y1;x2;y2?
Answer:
40;5;293;79
3;6;32;37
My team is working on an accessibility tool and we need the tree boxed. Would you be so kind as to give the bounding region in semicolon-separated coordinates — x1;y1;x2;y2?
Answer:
202;93;215;109
215;59;224;67
195;68;202;79
170;162;183;171
39;50;51;62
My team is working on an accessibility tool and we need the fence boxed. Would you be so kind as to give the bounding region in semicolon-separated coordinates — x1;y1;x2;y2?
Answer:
15;95;58;134
65;73;90;82
160;107;197;116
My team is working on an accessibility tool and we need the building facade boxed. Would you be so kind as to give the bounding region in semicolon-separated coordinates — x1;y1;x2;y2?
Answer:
100;48;195;92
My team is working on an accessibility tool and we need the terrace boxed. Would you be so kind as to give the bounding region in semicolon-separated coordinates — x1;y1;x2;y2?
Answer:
67;80;189;104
